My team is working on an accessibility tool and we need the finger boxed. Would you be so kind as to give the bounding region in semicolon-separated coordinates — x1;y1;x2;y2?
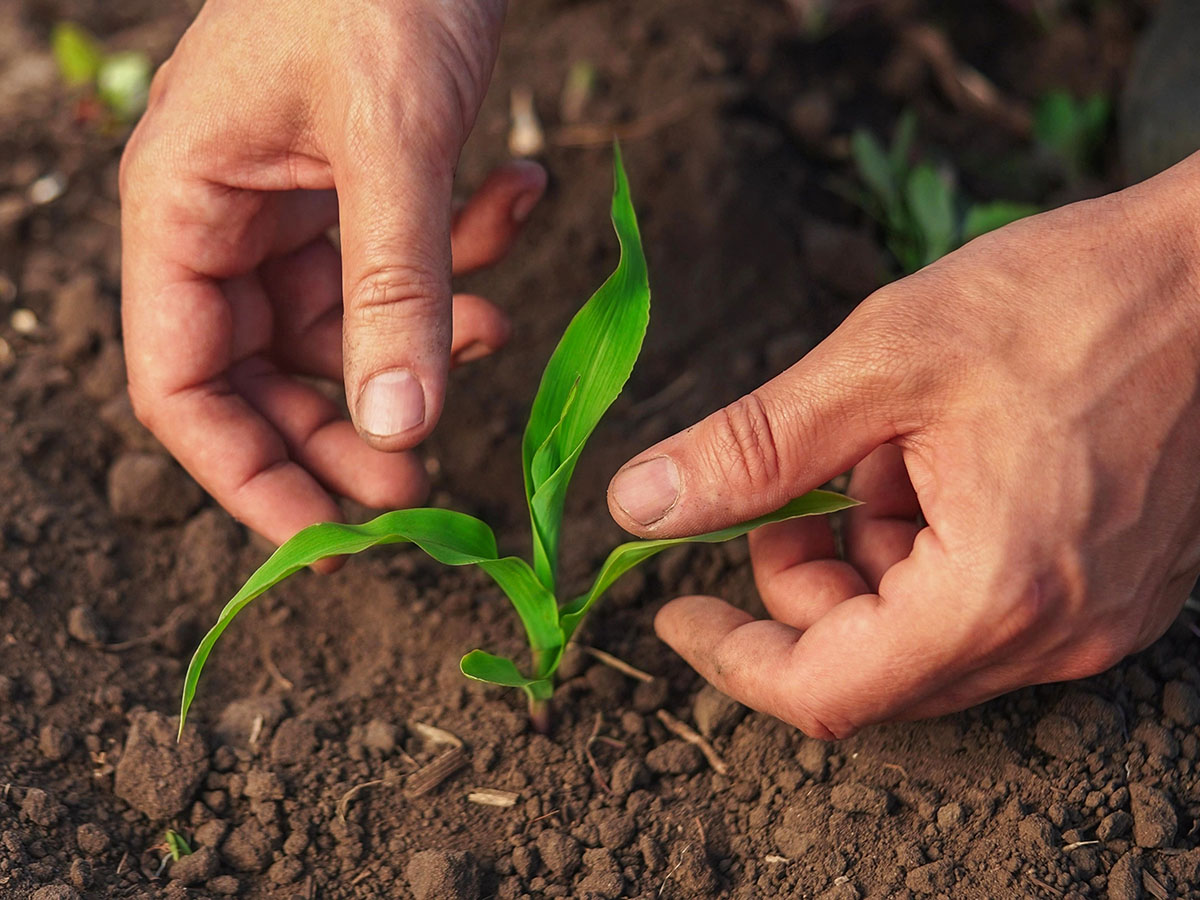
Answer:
608;300;938;536
656;531;970;738
229;357;429;510
844;444;922;590
749;519;868;629
334;122;456;451
451;161;547;275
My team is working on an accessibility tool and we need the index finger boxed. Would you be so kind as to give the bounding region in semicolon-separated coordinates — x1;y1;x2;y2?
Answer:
654;533;978;739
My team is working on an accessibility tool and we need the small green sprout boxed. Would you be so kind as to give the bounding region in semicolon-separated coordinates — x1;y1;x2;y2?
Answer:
1033;90;1110;181
178;145;855;737
850;111;1039;274
163;829;192;861
52;22;151;124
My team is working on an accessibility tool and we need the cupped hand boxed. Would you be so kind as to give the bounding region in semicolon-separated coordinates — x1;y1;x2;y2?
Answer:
120;0;543;547
608;152;1200;740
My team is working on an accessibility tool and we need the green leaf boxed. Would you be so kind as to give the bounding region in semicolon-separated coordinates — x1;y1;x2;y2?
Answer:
889;110;918;175
905;164;956;270
164;830;192;861
559;490;859;641
963;201;1039;242
97;51;151;121
180;509;559;735
522;142;650;590
850;128;898;214
52;23;103;88
460;650;553;701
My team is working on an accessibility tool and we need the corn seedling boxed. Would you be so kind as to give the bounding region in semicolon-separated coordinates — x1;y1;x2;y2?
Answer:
850;111;1039;274
178;146;855;736
52;22;151;124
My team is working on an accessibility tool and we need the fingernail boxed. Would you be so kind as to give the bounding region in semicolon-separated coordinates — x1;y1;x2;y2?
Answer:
511;189;541;224
610;456;680;526
358;369;425;438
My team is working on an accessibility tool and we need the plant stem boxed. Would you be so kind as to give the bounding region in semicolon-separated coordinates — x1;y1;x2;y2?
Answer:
529;695;552;734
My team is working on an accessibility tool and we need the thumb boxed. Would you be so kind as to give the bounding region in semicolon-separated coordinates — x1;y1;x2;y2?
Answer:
608;318;929;536
337;130;457;451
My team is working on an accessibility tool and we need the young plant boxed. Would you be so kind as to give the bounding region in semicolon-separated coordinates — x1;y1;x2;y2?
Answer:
178;146;855;736
850;111;1038;274
52;22;152;124
1033;89;1110;181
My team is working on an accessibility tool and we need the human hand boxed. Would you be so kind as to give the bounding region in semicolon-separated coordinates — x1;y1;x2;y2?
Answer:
120;0;544;547
608;153;1200;740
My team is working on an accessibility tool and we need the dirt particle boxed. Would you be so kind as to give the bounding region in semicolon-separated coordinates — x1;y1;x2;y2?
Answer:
21;787;64;827
646;739;704;776
75;823;109;857
536;830;583;878
405;849;481;900
267;855;304;885
170;846;218;886
936;802;966;831
173;509;242;605
29;669;55;707
631;677;669;714
1107;852;1142;900
830;782;892;816
243;769;285;802
113;710;208;819
692;684;746;738
51;274;114;362
363;718;398;755
1162;680;1200;727
512;844;538;878
107;452;203;524
1132;720;1179;760
583;664;626;706
67;858;91;890
1033;713;1083;760
221;818;276;872
31;886;78;900
905;860;952;895
671;844;718;896
797;738;830;780
576;847;624;898
1018;814;1058;851
1129;783;1177;848
38;723;73;761
207;875;240;895
1098;810;1132;841
65;604;107;645
270;717;317;766
609;757;648;796
596;815;635;850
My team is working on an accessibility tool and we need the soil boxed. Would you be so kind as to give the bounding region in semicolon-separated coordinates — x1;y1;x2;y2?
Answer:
2;1;1198;899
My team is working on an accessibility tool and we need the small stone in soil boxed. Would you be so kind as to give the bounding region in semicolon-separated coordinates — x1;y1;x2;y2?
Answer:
693;684;746;738
170;846;218;886
535;830;583;878
267;856;304;885
38;723;73;761
406;849;481;900
1163;680;1200;727
646;739;704;776
222;818;276;872
75;823;110;857
576;847;624;898
1098;810;1132;841
31;886;78;900
1106;852;1142;900
1033;713;1084;760
21;787;64;827
113;710;208;819
1130;783;1177;848
66;604;107;644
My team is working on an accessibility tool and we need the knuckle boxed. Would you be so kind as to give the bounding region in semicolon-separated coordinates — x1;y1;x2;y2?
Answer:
348;262;446;317
707;393;783;492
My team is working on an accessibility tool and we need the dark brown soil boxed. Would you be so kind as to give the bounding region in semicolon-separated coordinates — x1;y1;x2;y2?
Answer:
2;1;1198;898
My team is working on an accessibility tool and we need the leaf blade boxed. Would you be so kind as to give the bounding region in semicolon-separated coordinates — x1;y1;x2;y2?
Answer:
522;142;650;589
560;490;859;640
180;508;559;734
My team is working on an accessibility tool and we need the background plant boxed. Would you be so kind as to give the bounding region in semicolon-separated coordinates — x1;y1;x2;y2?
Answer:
52;22;152;124
178;147;854;736
850;111;1039;274
1033;89;1111;181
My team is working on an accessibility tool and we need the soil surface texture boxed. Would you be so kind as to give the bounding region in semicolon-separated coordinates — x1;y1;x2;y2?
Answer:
2;1;1198;898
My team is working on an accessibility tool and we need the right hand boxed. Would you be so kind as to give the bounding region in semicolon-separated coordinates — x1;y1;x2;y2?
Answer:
120;0;542;547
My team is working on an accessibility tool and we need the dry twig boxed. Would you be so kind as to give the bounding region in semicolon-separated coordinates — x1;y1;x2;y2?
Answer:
584;713;612;794
656;709;728;775
581;646;654;683
407;747;468;797
100;607;189;653
336;779;383;823
467;788;520;808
